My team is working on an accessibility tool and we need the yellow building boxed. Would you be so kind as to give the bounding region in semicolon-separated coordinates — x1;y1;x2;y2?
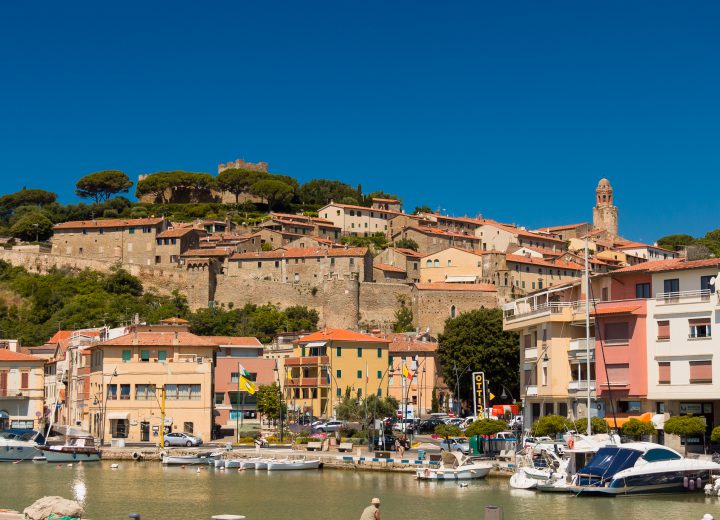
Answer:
419;247;484;283
0;346;45;431
87;327;217;445
286;329;391;418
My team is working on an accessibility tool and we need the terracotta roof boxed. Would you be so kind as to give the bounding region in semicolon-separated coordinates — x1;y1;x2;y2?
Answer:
387;334;438;353
480;220;567;244
392;248;427;258
230;247;368;260
159;317;189;324
609;259;678;274
591;305;641;316
654;258;720;272
374;263;406;273
414;282;497;292
294;328;391;344
540;223;590;232
181;248;233;257
614;242;676;253
372;198;401;203
207;336;262;346
321;202;403;216
53;218;165;230
506;254;584;270
419;212;485;226
157;228;199;238
516;245;564;257
0;350;44;362
405;226;480;240
97;331;218;347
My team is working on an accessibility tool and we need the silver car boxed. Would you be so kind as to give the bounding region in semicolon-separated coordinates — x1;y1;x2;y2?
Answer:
163;432;203;447
313;420;346;433
439;437;470;454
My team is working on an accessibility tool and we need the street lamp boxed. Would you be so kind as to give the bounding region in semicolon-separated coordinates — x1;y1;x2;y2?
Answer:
499;384;515;403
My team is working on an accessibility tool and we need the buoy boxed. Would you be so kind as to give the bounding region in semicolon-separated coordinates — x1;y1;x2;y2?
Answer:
132;451;142;461
684;476;689;488
110;463;119;469
460;482;469;487
196;468;201;473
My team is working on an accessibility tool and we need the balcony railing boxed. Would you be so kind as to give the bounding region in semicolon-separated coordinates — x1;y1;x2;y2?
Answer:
568;380;596;391
285;379;330;388
284;356;330;366
523;347;538;360
656;289;711;305
0;388;43;399
569;338;595;352
506;302;573;321
525;385;538;397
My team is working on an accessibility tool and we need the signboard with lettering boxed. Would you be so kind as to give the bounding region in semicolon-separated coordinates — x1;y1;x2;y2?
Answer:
472;372;486;418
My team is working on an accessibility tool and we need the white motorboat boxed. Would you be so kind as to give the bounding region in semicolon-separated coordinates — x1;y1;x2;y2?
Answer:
213;459;225;468
0;431;45;462
416;452;493;481
225;459;241;469
510;450;568;490
254;460;269;470
266;459;321;471
571;442;720;496
162;451;222;465
41;434;101;463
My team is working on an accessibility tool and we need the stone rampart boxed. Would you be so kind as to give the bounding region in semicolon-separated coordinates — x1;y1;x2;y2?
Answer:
358;283;412;330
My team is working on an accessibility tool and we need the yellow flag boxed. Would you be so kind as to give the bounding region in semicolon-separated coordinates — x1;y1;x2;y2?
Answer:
402;364;413;382
239;375;256;395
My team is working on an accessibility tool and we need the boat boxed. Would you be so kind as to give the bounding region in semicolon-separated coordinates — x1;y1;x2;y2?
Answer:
0;430;45;462
40;434;101;463
510;449;568;489
416;452;493;481
225;459;241;469
254;460;269;470
162;451;222;465
570;442;720;495
266;459;321;471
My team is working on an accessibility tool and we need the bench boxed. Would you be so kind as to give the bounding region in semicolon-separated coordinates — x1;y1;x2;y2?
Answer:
306;441;323;451
338;442;353;453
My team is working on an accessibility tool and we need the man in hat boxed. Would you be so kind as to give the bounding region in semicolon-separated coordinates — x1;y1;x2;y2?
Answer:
359;498;381;520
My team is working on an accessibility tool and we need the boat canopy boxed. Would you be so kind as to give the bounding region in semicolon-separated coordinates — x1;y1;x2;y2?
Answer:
576;446;642;486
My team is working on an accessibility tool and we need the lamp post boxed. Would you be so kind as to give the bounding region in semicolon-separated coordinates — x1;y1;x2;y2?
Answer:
499;385;515;403
99;368;117;446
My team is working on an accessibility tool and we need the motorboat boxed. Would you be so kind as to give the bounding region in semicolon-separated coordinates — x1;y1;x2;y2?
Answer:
416;452;493;481
570;442;720;495
510;449;568;490
225;459;241;469
40;434;101;463
254;460;269;470
0;430;45;462
162;451;222;465
266;459;321;471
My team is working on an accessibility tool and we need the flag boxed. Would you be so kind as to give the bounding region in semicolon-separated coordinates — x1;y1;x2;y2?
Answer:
238;364;256;395
402;363;413;382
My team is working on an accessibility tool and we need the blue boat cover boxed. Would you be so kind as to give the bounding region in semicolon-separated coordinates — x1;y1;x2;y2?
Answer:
576;446;642;486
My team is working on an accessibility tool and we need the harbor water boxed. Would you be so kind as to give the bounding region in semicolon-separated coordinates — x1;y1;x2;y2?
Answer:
0;462;718;519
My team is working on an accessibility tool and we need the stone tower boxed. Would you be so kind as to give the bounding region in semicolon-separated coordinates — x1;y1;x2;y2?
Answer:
592;178;618;237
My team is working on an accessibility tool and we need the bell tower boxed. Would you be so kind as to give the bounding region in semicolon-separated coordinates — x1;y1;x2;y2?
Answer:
592;178;618;237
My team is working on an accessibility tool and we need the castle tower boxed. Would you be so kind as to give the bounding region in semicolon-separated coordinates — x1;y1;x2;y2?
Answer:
592;178;618;237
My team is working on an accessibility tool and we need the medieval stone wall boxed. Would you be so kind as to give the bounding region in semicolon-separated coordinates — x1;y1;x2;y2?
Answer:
358;283;413;331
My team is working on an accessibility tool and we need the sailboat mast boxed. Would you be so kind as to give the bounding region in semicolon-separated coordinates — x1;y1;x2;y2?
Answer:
584;235;591;436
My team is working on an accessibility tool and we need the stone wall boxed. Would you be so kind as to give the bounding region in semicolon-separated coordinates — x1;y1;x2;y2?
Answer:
413;287;497;336
358;283;413;330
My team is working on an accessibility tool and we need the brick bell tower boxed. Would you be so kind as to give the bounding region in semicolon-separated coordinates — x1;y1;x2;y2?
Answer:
592;178;618;238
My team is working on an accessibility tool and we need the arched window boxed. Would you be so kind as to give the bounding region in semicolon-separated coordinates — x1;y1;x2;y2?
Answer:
603;195;606;202
434;259;440;267
426;259;432;268
450;305;456;318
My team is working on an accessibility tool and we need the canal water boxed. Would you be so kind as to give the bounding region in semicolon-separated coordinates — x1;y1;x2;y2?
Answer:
0;462;718;519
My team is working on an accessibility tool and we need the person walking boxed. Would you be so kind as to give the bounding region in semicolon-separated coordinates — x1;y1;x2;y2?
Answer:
360;498;381;520
395;437;405;457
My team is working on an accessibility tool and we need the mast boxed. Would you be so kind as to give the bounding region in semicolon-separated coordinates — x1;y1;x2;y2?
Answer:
584;235;591;436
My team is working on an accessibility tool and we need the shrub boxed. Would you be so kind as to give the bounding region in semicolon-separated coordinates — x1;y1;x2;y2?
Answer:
711;426;720;444
103;209;119;218
573;417;609;434
531;415;572;437
295;437;311;444
664;415;707;441
465;419;507;437
620;418;656;440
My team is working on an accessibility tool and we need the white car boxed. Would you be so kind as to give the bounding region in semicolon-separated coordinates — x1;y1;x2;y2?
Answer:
393;419;416;433
163;432;203;447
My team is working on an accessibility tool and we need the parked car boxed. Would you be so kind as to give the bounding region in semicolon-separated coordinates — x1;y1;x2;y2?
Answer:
297;415;319;426
163;432;203;447
418;418;445;434
494;431;519;440
393;418;416;434
438;437;470;454
372;434;397;451
444;418;465;428
313;420;346;433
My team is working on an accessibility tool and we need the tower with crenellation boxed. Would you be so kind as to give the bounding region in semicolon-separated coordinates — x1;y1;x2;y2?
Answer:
592;178;618;238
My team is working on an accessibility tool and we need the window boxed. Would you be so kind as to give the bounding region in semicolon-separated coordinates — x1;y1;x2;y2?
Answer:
657;321;670;340
106;384;117;400
136;384;157;400
20;371;28;389
658;362;671;384
433;259;440;267
618;400;642;413
701;275;715;293
636;283;651;298
140;350;150;362
689;318;711;338
450;305;456;318
604;322;629;344
120;384;130;400
357;347;362;357
689;360;712;383
377;370;382;379
336;347;342;357
158;350;167;362
544;402;554;416
336;388;342;397
538;279;543;289
447;259;452;267
128;227;135;234
606;364;630;385
122;350;131;363
336;369;342;378
377;347;382;358
426;260;432;268
541;365;547;385
558;403;568;417
663;278;679;294
184;422;194;434
377;389;382;397
11;420;33;429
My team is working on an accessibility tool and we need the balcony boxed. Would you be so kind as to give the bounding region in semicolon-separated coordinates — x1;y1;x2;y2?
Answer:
656;289;712;305
525;385;538;397
0;388;43;399
505;301;573;321
568;380;596;392
569;338;595;353
523;347;538;360
284;378;330;388
285;356;330;367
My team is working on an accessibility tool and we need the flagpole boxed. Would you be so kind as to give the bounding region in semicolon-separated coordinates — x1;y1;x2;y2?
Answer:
236;362;240;442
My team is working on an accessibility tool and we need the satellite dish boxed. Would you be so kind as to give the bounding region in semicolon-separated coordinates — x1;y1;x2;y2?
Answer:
710;276;717;287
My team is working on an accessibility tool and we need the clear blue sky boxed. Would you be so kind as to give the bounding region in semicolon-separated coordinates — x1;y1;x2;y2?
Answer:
1;1;718;242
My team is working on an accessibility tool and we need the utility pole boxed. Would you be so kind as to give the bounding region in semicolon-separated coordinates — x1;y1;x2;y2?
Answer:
159;385;166;449
584;235;592;436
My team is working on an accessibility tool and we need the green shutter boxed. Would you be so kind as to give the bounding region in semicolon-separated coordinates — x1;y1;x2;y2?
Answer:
141;350;149;361
336;369;342;378
357;347;362;357
336;388;342;397
377;347;382;358
377;370;382;379
357;370;362;379
377;389;382;397
158;350;167;362
301;346;306;357
122;350;131;362
336;347;341;357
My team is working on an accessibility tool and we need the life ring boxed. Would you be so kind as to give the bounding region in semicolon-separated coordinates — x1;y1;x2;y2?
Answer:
423;468;430;478
132;451;143;461
567;438;575;449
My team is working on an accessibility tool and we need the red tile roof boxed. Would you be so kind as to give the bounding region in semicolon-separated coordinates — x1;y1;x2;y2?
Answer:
53;218;165;230
231;247;368;260
98;331;218;347
654;258;720;272
207;336;262;346
406;226;481;240
392;248;428;258
157;228;199;238
373;263;406;273
294;328;391;344
181;248;233;257
322;202;404;216
415;282;497;292
480;220;567;244
614;241;676;253
372;197;401;203
540;223;590;232
387;334;438;353
506;254;584;270
609;259;679;274
0;350;44;362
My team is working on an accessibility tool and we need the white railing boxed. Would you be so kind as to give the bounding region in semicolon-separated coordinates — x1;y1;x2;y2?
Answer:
524;347;538;360
656;289;711;304
525;385;538;397
569;338;595;351
568;380;596;391
506;301;573;321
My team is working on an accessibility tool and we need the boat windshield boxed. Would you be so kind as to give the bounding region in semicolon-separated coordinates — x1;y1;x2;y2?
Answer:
0;432;18;440
576;446;642;486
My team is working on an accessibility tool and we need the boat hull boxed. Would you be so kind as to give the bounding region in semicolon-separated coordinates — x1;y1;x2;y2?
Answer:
43;450;101;463
572;469;715;496
417;465;491;480
267;460;320;471
0;445;44;462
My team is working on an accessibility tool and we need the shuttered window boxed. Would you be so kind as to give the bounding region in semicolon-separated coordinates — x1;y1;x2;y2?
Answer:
657;321;670;340
689;318;711;339
689;360;712;384
658;362;670;384
605;322;629;343
524;335;532;348
20;371;29;389
122;350;131;362
606;364;629;385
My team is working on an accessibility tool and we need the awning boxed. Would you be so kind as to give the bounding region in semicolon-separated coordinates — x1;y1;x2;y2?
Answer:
305;341;327;348
107;412;129;420
445;275;478;283
591;306;640;316
0;410;9;419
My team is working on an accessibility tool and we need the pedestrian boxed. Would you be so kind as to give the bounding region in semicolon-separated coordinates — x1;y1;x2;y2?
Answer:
396;437;405;457
360;498;381;520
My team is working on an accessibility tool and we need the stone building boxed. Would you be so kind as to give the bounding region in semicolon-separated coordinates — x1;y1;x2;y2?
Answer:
390;226;481;255
419;247;484;283
0;344;45;431
592;178;619;238
226;247;373;284
259;213;341;242
155;228;204;266
476;220;567;253
481;252;584;297
412;282;498;336
319;202;402;237
52;218;170;266
373;248;425;283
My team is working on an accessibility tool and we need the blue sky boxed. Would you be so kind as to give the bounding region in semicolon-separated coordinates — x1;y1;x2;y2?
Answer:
1;1;718;242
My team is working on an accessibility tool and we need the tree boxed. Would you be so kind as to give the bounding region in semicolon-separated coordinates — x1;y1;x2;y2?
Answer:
435;423;461;443
336;387;362;422
298;179;359;205
256;382;286;421
103;267;143;296
431;389;439;413
620;418;656;440
694;237;720;257
216;168;257;204
10;211;53;242
75;170;133;203
135;172;174;203
465;419;507;437
664;415;707;452
711;426;720;444
394;238;419;251
572;417;609;434
284;306;319;332
261;242;273;251
437;308;519;406
531;415;572;437
363;394;399;427
250;179;294;210
392;297;414;333
413;205;432;215
656;234;695;251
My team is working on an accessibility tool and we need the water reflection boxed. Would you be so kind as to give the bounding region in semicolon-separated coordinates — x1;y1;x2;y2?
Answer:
71;467;86;506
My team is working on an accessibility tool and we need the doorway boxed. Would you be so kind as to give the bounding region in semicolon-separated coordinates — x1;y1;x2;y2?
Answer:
140;421;150;442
